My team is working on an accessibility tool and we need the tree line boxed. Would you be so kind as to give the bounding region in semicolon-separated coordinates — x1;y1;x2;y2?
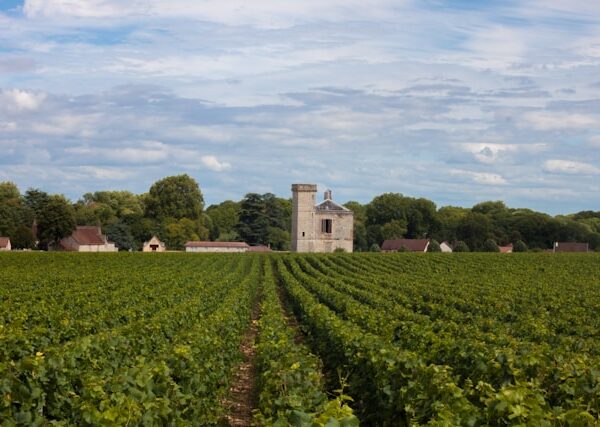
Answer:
1;176;599;251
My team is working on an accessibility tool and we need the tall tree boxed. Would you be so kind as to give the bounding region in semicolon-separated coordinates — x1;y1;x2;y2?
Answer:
144;175;204;221
36;195;76;248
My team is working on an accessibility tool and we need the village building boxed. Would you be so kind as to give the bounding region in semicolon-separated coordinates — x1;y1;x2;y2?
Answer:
291;184;353;253
0;237;11;251
185;241;249;253
247;245;272;253
553;242;589;253
59;226;118;252
143;236;166;252
440;241;453;253
382;238;429;252
499;243;513;253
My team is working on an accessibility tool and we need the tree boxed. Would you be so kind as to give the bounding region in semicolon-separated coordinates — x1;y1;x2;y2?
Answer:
11;224;35;249
206;200;240;240
37;195;76;248
380;219;408;240
482;238;500;252
453;241;470;252
456;212;493;251
105;221;134;251
369;243;381;252
236;193;290;248
513;240;528;252
0;182;20;203
427;240;441;252
24;189;49;217
145;175;204;221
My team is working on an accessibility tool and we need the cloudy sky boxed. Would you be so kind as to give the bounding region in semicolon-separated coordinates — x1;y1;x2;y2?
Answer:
1;0;599;213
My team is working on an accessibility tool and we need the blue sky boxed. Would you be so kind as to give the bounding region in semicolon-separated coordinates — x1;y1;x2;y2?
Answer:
1;0;599;213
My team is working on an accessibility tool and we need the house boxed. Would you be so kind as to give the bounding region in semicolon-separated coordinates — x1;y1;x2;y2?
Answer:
382;239;429;252
553;242;589;253
143;236;166;252
440;241;453;253
59;226;118;252
247;245;272;253
499;243;513;253
0;237;11;251
185;241;249;253
291;185;354;253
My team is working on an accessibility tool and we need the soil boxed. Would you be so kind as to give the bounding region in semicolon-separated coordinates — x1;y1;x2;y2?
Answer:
223;301;261;427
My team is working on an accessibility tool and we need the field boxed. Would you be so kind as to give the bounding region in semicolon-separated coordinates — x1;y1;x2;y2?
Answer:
1;253;599;426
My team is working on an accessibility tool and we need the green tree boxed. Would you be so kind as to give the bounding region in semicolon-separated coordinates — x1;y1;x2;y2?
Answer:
427;239;442;252
453;241;470;252
37;195;76;248
482;238;500;252
11;224;36;249
24;189;49;218
206;200;240;240
105;221;135;251
0;182;20;203
380;219;408;240
456;212;493;251
369;243;381;252
145;175;204;221
513;240;528;252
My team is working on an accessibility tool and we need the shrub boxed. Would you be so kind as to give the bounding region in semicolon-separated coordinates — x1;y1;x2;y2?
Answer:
428;240;441;252
453;241;470;252
482;239;500;252
513;240;528;252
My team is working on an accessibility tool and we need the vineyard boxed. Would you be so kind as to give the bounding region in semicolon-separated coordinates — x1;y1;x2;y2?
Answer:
1;253;599;425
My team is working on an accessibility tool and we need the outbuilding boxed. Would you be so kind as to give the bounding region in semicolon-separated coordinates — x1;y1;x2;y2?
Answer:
143;236;166;252
59;226;118;252
185;241;249;253
553;242;589;253
0;237;11;251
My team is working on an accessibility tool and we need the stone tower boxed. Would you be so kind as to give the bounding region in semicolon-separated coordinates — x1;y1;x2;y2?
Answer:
291;184;353;253
291;184;317;252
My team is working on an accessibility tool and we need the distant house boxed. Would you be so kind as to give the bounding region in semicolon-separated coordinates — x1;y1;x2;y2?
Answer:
440;241;453;253
185;241;249;253
382;239;429;253
0;237;11;251
499;243;513;254
247;245;272;253
143;236;166;252
59;226;118;252
553;242;589;253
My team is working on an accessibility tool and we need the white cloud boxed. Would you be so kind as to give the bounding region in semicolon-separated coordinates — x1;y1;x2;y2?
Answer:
458;143;547;165
201;155;231;172
588;136;600;148
521;111;599;130
543;160;600;175
23;0;408;27
0;89;46;111
450;169;508;185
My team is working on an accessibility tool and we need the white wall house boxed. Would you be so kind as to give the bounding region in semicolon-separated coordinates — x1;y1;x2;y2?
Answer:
0;237;11;251
59;226;118;252
440;241;453;253
143;236;166;252
185;241;249;253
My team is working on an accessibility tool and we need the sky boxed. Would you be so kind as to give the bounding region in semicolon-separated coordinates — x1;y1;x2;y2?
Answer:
0;0;599;214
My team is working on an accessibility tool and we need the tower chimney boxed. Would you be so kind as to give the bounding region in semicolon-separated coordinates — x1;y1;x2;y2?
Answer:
324;189;332;200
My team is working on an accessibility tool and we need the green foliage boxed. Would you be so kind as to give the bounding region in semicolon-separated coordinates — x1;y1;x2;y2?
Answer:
513;240;528;252
144;174;204;221
237;193;290;249
369;243;381;252
11;224;35;249
104;221;135;251
36;195;76;247
206;200;240;240
453;241;470;252
427;239;441;252
0;181;20;203
254;260;358;426
482;238;500;252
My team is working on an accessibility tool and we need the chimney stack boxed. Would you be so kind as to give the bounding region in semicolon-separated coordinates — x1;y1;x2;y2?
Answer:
324;189;332;200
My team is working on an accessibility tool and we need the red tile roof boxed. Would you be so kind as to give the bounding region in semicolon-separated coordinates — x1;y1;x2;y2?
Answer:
185;241;249;248
382;239;429;252
69;226;107;245
247;245;272;252
499;244;513;253
0;237;10;248
554;242;589;252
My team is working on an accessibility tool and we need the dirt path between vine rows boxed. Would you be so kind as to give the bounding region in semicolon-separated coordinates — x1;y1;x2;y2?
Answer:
223;300;261;426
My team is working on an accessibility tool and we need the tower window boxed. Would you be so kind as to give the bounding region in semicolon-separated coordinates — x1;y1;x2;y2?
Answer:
302;232;305;237
321;219;332;234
